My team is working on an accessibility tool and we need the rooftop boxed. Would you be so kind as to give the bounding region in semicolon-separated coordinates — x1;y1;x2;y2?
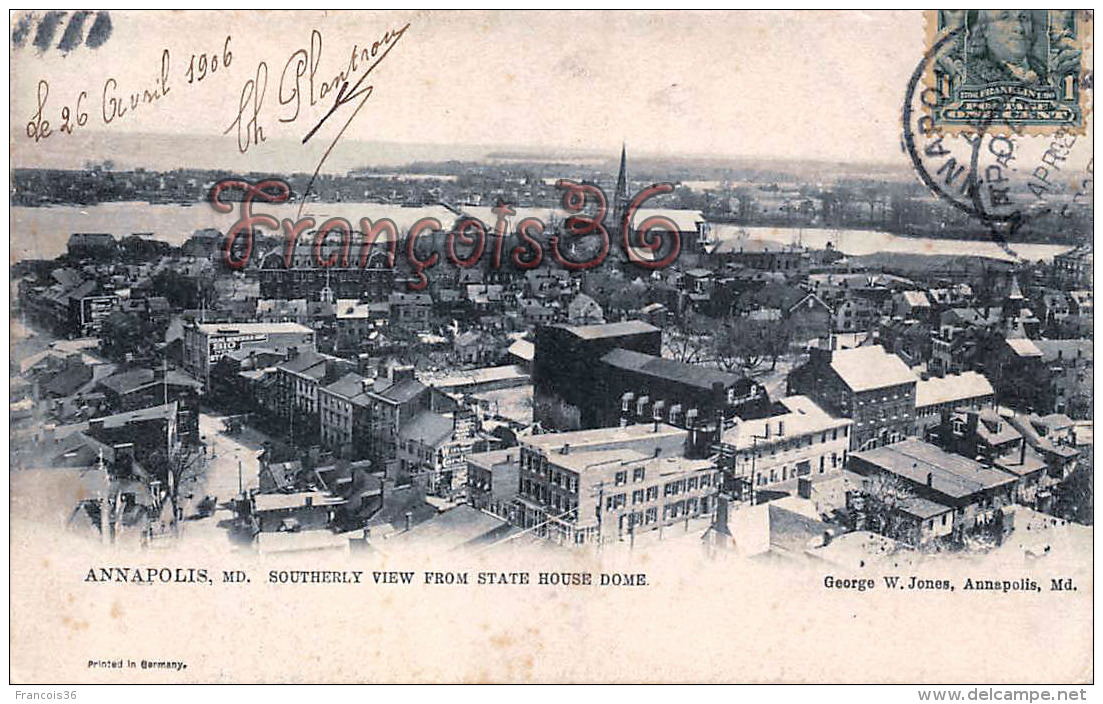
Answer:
419;364;529;390
915;372;994;408
321;372;371;400
829;346;917;392
1005;337;1043;358
523;422;685;454
1033;339;1092;364
374;378;428;404
99;368;202;396
897;495;954;519
602;348;742;390
562;320;659;340
194;321;313;335
722;396;851;448
253;491;346;512
466;448;518;471
994;446;1049;477
397;411;454;446
900;290;931;308
852;439;1017;500
388;504;516;547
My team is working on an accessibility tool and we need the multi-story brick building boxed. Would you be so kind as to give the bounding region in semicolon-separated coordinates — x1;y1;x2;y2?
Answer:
513;423;720;545
1052;244;1092;289
257;237;394;302
788;342;917;451
715;395;852;496
396;409;476;495
318;372;373;459
535;321;769;430
183;321;315;389
467;448;520;520
272;351;351;440
913;371;995;432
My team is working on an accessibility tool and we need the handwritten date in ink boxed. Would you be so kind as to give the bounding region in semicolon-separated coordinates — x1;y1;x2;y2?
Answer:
25;36;232;144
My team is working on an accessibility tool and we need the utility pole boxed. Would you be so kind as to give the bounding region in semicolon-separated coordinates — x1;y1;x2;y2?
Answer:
592;480;606;551
747;433;770;506
97;449;110;546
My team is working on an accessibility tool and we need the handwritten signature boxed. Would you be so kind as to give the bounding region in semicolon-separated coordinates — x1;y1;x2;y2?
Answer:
224;22;411;211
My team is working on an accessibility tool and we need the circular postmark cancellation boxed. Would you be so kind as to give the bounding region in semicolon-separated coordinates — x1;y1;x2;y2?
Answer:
903;10;1093;249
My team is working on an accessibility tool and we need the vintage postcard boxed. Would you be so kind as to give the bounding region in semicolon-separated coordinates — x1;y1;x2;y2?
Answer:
8;10;1094;685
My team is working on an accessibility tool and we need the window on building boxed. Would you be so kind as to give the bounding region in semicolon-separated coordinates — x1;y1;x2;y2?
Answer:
633;467;645;483
646;486;659;501
632;490;645;505
615;471;627;486
645;507;657;524
687;477;698;491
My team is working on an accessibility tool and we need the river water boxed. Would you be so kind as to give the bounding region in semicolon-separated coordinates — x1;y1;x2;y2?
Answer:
10;202;1075;264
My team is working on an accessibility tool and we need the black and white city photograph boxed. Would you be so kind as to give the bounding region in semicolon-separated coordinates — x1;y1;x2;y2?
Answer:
7;9;1095;689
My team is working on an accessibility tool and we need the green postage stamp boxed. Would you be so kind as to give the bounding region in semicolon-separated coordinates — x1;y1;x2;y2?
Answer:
926;10;1091;133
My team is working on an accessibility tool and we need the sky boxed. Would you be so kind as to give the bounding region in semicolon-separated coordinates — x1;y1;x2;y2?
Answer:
10;10;928;172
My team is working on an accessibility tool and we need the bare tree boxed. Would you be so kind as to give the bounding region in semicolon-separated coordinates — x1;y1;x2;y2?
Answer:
852;473;914;540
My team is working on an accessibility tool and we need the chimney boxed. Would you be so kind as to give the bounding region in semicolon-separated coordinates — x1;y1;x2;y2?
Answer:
113;444;135;476
778;420;785;436
653;447;661;458
798;476;812;499
1019;438;1027;466
822;529;834;547
404;511;412;532
391;365;415;384
561;443;571;455
926;472;933;488
305;495;314;507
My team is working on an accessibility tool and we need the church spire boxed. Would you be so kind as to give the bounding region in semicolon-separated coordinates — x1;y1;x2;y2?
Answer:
614;142;629;227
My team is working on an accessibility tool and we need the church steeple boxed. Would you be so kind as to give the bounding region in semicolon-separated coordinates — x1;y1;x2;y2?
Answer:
1001;270;1025;328
614;142;629;228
